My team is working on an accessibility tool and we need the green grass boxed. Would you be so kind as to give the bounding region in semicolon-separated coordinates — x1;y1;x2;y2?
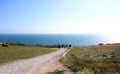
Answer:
0;46;56;64
47;70;65;74
61;44;120;74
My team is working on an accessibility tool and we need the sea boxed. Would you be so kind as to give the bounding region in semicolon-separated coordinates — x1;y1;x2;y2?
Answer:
0;34;109;46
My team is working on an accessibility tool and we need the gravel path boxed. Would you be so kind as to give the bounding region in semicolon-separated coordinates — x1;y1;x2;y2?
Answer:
0;48;73;74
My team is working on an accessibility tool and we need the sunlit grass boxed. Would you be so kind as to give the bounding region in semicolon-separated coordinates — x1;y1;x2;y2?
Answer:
0;46;55;64
61;44;120;74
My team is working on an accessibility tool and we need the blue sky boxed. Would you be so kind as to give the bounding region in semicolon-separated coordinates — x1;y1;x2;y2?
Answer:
0;0;120;37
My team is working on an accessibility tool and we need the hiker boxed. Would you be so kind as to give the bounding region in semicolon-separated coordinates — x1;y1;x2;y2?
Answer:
69;44;72;48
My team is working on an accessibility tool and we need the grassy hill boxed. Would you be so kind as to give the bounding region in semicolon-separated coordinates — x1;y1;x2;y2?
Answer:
61;44;120;74
0;46;56;65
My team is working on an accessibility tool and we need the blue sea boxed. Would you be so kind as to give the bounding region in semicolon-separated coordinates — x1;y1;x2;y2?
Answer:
0;34;109;46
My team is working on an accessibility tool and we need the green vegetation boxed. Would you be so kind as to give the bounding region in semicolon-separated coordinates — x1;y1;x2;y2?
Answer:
0;46;55;64
61;44;120;74
6;42;59;48
47;70;65;74
8;42;27;46
76;68;94;74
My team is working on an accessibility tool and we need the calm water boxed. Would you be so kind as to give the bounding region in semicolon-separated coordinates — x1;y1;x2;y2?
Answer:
0;34;109;46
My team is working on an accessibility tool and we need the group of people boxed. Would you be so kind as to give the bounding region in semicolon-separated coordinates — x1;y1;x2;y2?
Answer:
57;44;72;48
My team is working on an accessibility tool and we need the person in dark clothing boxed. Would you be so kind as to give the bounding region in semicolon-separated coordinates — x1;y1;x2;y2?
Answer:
69;44;72;48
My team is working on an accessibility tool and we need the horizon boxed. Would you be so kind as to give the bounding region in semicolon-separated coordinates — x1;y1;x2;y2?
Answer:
0;0;120;42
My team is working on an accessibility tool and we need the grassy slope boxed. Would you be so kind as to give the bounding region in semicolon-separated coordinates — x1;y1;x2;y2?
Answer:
0;46;55;64
61;44;120;74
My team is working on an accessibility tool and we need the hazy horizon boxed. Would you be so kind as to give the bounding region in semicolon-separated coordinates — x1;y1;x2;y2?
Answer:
0;0;120;42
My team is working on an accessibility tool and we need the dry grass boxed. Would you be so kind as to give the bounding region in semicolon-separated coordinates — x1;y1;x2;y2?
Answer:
61;44;120;74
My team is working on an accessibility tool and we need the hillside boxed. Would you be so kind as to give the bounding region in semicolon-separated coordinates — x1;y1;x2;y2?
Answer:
61;43;120;74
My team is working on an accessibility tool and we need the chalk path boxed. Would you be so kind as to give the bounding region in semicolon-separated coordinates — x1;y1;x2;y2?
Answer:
0;48;73;74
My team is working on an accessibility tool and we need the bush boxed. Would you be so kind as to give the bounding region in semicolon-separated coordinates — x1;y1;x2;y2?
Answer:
98;43;104;45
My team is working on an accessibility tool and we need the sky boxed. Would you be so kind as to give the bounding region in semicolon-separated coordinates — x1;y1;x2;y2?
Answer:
0;0;120;42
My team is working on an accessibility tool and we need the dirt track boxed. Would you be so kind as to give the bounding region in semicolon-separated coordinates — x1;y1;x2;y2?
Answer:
0;48;73;74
